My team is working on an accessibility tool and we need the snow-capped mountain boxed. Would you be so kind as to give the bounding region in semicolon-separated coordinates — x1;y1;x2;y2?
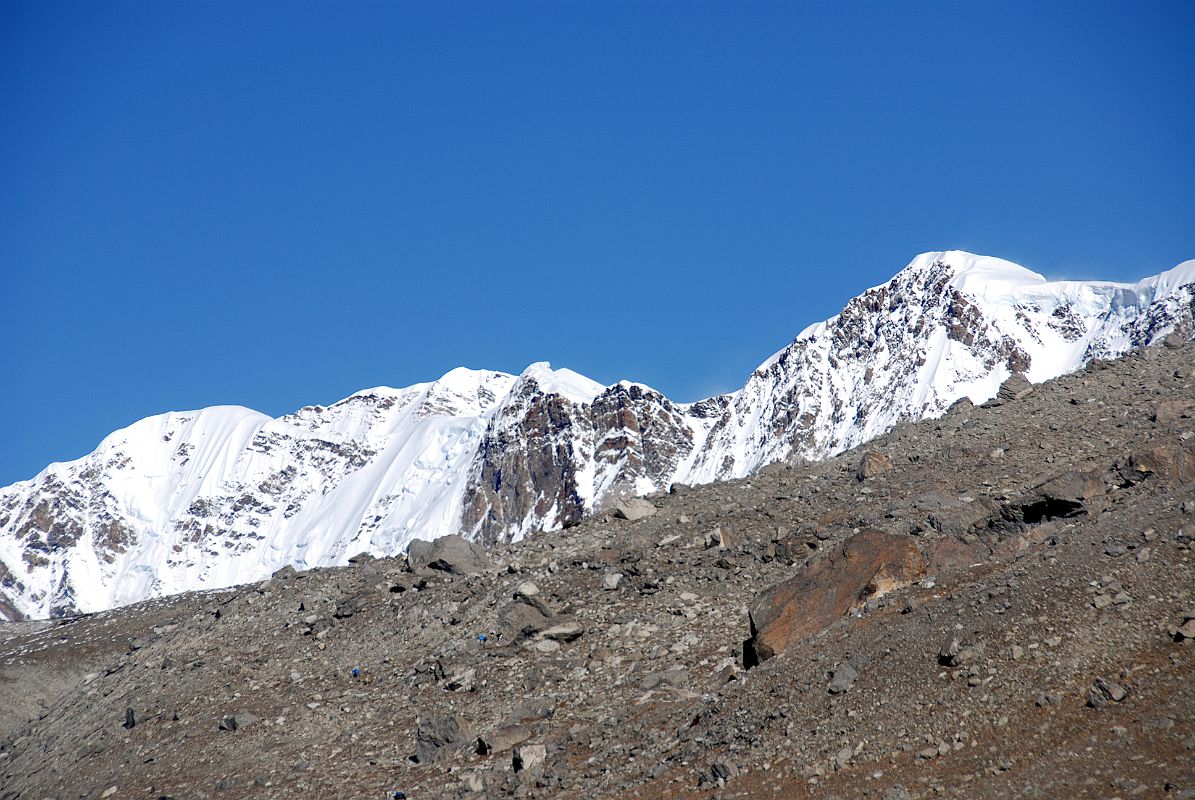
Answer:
2;251;1192;620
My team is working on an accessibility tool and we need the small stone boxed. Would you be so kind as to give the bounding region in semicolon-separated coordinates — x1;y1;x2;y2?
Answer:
834;745;853;770
515;581;540;599
1010;645;1024;661
1088;677;1129;707
1093;594;1114;609
1104;544;1126;557
219;711;260;731
100;788;118;799
603;573;623;591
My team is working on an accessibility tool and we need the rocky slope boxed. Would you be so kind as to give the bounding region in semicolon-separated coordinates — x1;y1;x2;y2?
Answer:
1;336;1192;800
2;251;1193;619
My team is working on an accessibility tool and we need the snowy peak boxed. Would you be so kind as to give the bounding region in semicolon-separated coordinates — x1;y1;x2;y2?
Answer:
902;250;1048;296
513;362;606;405
2;250;1192;620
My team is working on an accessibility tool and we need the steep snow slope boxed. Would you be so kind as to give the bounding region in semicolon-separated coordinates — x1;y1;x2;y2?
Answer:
2;251;1192;619
683;252;1195;482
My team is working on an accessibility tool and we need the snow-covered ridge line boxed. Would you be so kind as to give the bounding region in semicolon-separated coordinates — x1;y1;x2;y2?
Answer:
2;250;1192;620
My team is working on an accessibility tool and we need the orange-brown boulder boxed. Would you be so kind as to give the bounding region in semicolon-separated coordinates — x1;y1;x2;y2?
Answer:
745;529;925;666
1128;443;1195;486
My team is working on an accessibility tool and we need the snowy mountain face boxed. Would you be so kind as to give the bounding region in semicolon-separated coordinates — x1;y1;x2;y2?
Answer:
2;251;1192;620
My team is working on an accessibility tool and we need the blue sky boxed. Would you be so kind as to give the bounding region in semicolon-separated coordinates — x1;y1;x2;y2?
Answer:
2;0;1193;485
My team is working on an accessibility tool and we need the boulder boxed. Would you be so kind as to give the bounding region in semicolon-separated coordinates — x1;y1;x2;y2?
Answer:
438;662;477;692
499;601;551;641
612;498;657;522
827;660;858;694
414;712;468;764
1126;443;1195;486
856;450;894;481
476;725;531;756
407;535;491;575
512;743;547;773
745;529;925;666
540;621;584;642
997;372;1034;401
218;711;259;731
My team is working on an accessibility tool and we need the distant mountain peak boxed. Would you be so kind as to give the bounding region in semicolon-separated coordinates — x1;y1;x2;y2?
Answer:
2;250;1191;619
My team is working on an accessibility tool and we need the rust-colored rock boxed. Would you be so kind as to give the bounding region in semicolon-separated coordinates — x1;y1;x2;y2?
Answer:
745;529;925;666
1127;443;1195;486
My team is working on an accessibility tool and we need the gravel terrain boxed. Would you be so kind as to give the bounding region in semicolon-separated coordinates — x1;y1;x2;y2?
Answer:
2;339;1193;800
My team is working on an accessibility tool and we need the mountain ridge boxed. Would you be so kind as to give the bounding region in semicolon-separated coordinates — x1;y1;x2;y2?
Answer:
2;249;1192;620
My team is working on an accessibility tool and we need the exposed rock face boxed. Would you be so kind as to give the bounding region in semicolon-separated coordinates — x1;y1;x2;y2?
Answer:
745;530;926;665
2;251;1193;619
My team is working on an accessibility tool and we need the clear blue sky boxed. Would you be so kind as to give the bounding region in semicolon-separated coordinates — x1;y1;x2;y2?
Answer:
2;1;1193;485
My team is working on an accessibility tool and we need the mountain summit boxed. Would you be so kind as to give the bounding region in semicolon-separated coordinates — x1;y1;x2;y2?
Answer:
2;250;1192;619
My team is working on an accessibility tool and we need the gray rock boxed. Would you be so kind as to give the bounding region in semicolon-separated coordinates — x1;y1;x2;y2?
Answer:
612;498;657;522
219;711;259;731
1088;677;1129;707
407;535;491;575
997;372;1035;401
640;668;689;691
540;621;584;642
476;725;531;755
828;661;858;694
439;662;477;692
499;602;550;640
938;634;983;666
603;572;623;591
512;743;547;773
414;712;467;764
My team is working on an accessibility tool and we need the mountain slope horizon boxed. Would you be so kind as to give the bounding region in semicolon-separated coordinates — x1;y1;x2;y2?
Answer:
2;249;1193;620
